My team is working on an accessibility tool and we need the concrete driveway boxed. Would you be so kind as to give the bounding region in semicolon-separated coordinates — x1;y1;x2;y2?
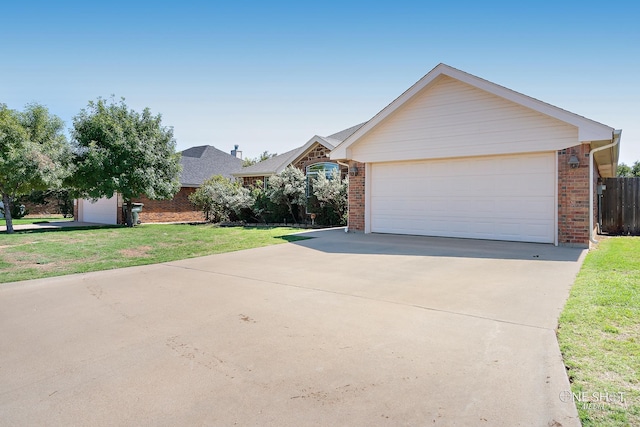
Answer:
0;220;104;232
0;229;584;426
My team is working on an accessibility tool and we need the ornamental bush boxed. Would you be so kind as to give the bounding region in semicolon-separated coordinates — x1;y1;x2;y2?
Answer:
189;175;253;223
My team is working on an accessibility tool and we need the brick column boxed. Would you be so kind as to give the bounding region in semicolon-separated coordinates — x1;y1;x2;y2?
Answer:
558;144;592;246
347;161;366;232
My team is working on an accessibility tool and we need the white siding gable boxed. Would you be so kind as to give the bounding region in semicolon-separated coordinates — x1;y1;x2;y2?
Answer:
349;76;579;163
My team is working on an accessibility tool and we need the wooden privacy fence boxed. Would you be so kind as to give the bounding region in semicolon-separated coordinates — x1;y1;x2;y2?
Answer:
600;177;640;235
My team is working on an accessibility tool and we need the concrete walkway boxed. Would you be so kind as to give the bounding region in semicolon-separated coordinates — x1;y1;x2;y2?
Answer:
0;229;584;426
0;220;105;232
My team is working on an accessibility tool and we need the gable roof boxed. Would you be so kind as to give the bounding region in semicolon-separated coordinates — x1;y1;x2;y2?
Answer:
233;124;365;177
330;64;619;169
180;145;243;186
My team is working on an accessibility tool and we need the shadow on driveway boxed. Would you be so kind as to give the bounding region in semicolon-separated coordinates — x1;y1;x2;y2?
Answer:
290;228;584;262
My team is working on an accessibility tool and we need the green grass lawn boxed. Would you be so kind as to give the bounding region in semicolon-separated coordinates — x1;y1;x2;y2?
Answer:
558;237;640;426
0;224;306;284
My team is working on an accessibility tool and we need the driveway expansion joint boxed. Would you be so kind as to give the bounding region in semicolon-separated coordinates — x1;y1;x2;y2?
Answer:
161;262;553;332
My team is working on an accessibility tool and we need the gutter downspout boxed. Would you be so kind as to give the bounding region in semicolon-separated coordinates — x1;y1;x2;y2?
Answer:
589;129;622;244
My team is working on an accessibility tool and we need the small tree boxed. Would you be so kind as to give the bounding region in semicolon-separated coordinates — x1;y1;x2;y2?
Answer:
189;175;253;223
311;169;348;225
266;166;306;222
617;161;640;177
70;97;181;227
243;151;277;167
0;103;71;233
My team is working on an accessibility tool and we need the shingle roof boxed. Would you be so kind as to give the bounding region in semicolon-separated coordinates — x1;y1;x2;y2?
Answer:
234;147;301;176
180;145;243;186
326;122;367;142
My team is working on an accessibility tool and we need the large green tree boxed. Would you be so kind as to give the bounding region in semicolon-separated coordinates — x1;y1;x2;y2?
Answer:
0;103;71;233
70;97;181;226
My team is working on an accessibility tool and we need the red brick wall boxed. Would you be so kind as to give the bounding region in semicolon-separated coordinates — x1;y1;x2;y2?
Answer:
347;161;366;231
133;187;206;223
558;144;593;246
21;200;60;216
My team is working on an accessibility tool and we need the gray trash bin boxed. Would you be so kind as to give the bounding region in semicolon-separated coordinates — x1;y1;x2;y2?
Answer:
131;203;144;225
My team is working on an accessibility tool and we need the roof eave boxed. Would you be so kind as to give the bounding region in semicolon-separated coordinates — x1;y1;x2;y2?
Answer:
232;171;274;178
591;129;621;178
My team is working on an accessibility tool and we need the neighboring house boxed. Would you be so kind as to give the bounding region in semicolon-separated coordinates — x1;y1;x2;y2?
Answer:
233;123;364;187
75;145;243;224
330;63;621;247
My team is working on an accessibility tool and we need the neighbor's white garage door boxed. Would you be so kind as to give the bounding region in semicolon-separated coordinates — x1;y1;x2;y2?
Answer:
81;197;118;225
370;153;556;243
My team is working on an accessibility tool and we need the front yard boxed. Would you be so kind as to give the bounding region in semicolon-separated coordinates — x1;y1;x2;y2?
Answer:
0;224;305;284
558;237;640;426
2;223;637;425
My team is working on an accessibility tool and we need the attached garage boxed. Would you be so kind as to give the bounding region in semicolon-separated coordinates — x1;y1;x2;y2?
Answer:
370;153;556;243
77;196;118;225
331;63;621;247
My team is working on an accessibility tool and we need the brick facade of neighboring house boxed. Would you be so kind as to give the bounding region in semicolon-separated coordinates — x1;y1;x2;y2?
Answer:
133;187;206;223
75;145;243;225
132;145;242;223
557;143;599;246
21;199;65;217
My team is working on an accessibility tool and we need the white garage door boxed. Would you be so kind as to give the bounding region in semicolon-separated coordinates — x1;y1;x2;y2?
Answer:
370;153;556;243
81;197;118;225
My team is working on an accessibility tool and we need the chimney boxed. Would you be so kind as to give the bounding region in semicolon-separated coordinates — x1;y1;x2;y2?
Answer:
231;144;242;159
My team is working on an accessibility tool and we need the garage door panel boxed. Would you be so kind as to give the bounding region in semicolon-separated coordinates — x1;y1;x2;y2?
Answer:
81;196;118;225
370;153;555;243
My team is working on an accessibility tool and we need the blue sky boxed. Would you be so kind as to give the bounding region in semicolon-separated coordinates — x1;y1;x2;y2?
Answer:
2;1;638;163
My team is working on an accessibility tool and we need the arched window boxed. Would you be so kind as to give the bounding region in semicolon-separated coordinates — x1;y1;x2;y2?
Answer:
306;162;339;197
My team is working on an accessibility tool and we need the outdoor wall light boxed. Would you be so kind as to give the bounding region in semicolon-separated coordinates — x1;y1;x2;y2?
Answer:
568;154;580;168
349;165;359;176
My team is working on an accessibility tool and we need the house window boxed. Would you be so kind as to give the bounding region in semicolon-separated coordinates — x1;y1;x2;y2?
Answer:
306;162;339;197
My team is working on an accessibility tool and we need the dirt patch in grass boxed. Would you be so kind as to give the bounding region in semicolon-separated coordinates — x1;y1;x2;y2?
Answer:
118;246;153;258
0;225;303;283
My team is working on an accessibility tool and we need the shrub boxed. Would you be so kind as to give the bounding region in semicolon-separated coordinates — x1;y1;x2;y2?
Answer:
266;166;306;222
309;169;348;225
189;175;253;223
0;201;28;219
